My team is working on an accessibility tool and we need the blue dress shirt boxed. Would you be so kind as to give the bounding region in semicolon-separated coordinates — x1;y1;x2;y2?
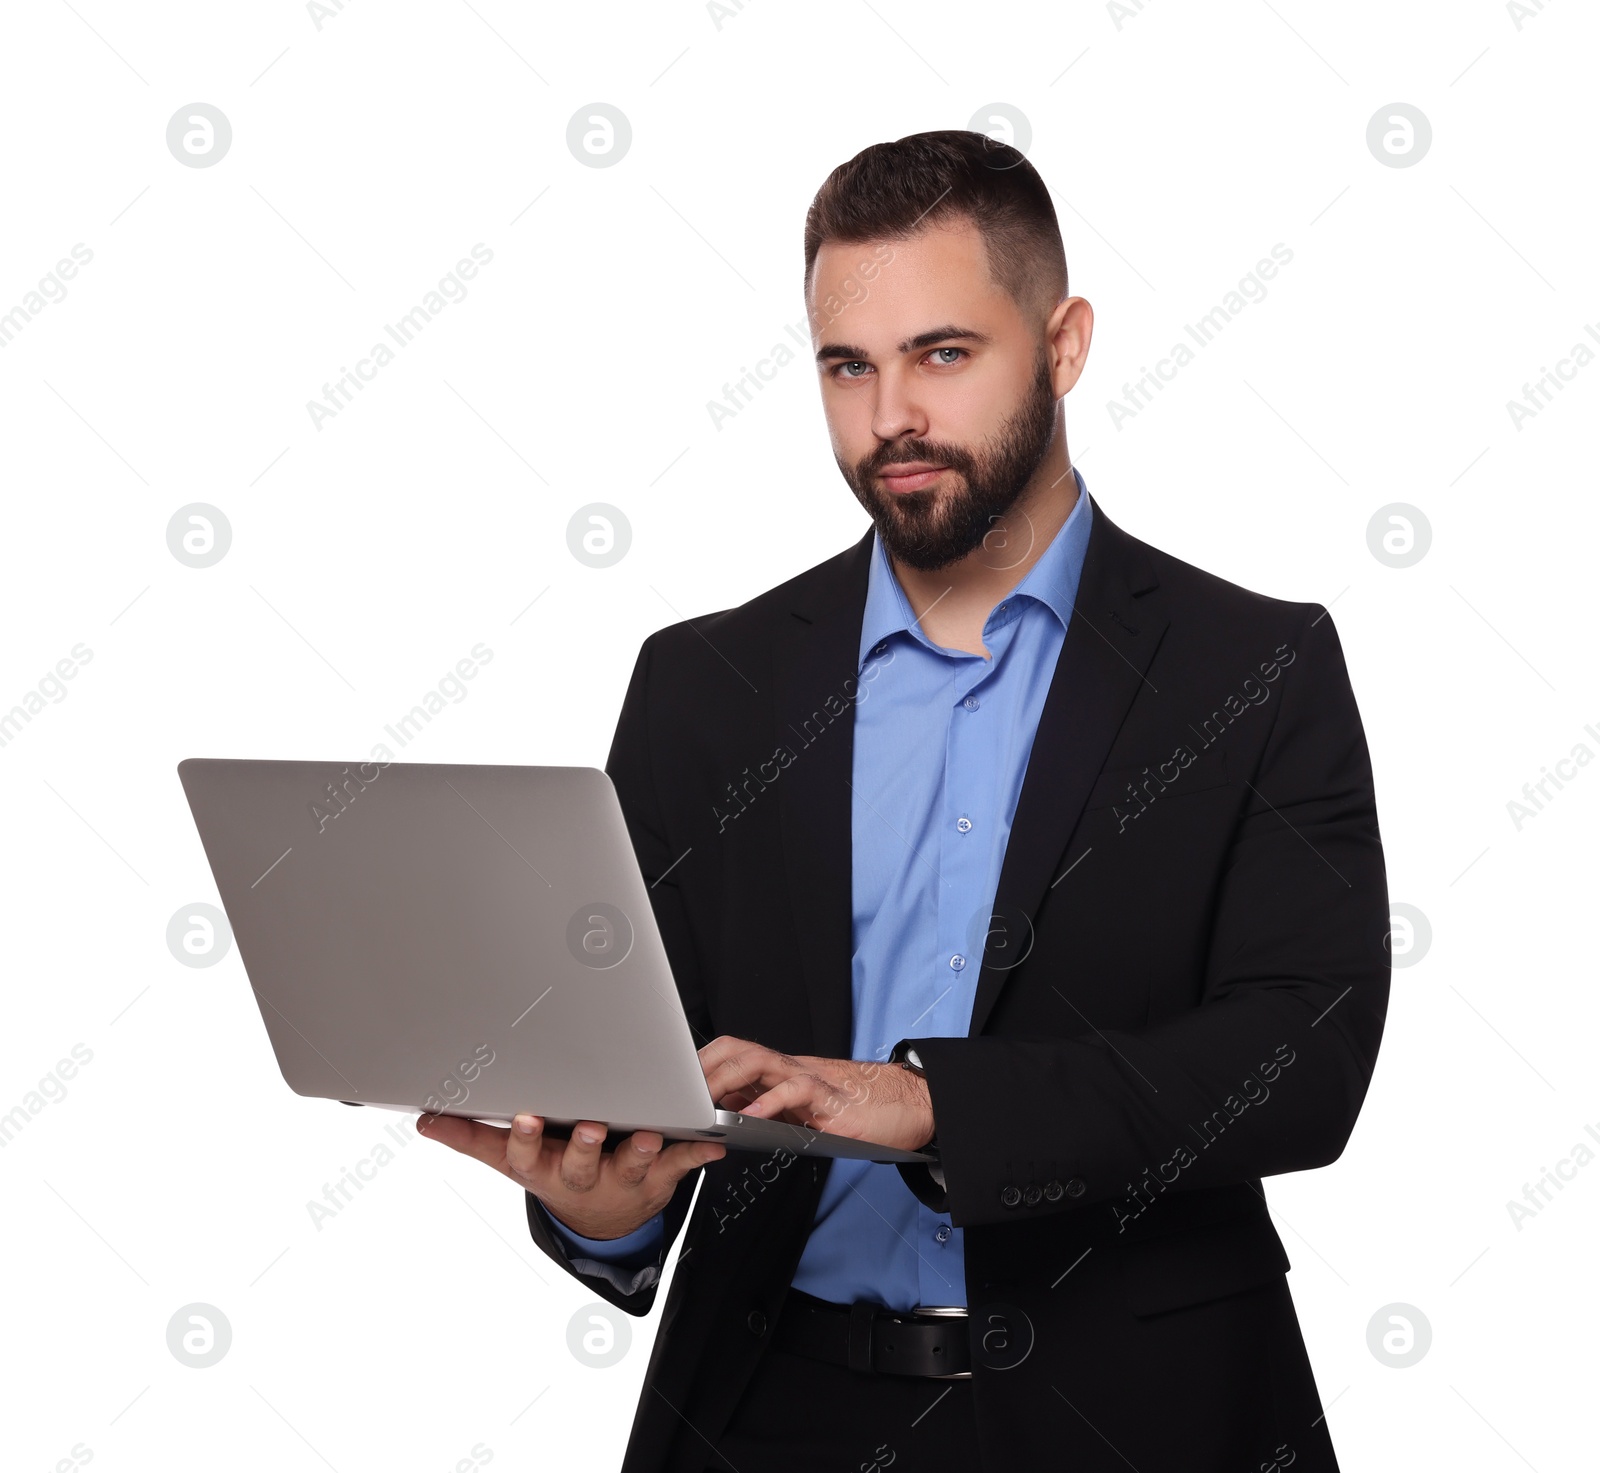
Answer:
547;471;1095;1311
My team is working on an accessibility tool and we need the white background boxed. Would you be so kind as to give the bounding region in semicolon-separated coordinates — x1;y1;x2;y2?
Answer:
2;1;1596;1469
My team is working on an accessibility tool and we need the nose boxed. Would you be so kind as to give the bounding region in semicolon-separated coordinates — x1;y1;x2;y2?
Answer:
870;367;929;444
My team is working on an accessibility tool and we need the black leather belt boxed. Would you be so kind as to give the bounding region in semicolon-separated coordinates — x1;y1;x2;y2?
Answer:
771;1288;972;1378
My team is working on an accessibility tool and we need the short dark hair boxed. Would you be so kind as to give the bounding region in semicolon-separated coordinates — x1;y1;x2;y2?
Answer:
803;129;1068;320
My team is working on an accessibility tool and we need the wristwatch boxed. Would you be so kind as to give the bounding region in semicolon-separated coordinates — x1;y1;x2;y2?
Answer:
890;1040;927;1076
889;1040;943;1181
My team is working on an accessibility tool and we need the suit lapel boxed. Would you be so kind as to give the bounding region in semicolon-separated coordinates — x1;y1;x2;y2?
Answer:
966;505;1166;1037
770;505;1166;1059
773;528;875;1061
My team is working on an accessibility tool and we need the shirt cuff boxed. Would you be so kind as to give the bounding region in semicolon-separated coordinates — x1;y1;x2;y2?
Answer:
545;1206;665;1268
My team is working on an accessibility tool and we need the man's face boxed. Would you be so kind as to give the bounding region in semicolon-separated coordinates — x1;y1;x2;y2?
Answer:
810;220;1060;573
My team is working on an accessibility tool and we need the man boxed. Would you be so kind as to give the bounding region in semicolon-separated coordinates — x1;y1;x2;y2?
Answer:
422;130;1389;1472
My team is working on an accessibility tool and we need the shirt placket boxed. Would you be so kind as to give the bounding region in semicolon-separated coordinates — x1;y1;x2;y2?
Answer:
915;615;1019;1305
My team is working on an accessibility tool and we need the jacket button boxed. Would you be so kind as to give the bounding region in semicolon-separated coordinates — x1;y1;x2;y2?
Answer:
1065;1178;1086;1198
1022;1184;1042;1207
1000;1185;1022;1208
747;1309;767;1336
1043;1180;1064;1202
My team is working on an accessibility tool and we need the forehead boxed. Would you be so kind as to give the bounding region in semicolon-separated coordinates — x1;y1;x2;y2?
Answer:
808;222;1019;344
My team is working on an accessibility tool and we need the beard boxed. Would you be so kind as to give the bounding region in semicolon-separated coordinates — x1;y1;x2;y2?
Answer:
837;347;1058;573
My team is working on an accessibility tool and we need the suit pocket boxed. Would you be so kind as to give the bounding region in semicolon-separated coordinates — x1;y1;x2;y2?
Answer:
1118;1204;1290;1317
1087;749;1230;811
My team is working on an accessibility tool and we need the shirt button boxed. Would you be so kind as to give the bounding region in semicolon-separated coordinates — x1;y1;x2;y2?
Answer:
1000;1185;1022;1208
949;954;966;971
956;817;972;834
1022;1184;1042;1207
962;695;979;711
935;1223;952;1244
997;603;1008;615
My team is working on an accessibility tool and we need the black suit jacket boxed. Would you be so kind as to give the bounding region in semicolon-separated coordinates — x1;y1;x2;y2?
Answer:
525;498;1389;1473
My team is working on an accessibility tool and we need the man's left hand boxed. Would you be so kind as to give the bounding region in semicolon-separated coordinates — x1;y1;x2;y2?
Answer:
699;1035;936;1152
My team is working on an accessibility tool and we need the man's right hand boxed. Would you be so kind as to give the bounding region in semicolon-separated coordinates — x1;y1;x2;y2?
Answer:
417;1112;725;1240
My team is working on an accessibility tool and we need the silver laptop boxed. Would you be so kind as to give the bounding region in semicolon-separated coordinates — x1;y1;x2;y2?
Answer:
177;758;933;1165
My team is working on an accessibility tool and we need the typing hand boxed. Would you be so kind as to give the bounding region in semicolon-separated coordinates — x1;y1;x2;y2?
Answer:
417;1113;724;1239
699;1035;936;1152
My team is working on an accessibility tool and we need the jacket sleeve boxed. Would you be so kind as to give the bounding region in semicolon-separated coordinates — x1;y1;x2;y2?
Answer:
526;1186;691;1315
895;605;1391;1228
523;629;716;1312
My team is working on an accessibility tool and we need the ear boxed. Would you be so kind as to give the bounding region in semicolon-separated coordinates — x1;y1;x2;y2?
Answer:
1045;296;1094;398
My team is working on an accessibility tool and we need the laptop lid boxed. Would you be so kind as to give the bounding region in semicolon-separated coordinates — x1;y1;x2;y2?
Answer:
177;758;719;1130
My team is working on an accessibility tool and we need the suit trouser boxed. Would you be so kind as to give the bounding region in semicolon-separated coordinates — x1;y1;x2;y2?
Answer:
700;1337;982;1472
694;1276;1341;1472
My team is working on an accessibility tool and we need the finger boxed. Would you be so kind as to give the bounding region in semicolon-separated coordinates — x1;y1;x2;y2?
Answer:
505;1113;547;1182
654;1138;727;1185
612;1130;664;1189
702;1044;786;1105
558;1120;608;1193
696;1035;749;1068
698;1035;774;1091
415;1111;510;1168
741;1075;825;1129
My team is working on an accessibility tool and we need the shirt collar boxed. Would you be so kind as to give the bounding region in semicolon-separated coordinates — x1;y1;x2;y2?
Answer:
858;464;1095;669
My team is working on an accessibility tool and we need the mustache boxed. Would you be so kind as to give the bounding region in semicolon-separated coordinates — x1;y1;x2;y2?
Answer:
863;443;971;475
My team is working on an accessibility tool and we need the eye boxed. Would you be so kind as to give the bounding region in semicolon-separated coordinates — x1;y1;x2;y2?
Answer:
927;347;967;366
831;360;872;380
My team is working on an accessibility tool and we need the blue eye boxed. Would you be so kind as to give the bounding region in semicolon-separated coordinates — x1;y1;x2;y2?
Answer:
930;347;966;365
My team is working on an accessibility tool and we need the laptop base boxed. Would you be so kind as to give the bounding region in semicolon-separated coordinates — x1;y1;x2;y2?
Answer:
340;1100;935;1164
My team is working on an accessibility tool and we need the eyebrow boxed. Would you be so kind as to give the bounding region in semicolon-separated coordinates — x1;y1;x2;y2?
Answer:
814;324;993;364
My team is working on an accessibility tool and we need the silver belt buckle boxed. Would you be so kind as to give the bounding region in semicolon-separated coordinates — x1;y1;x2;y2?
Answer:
909;1304;972;1379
